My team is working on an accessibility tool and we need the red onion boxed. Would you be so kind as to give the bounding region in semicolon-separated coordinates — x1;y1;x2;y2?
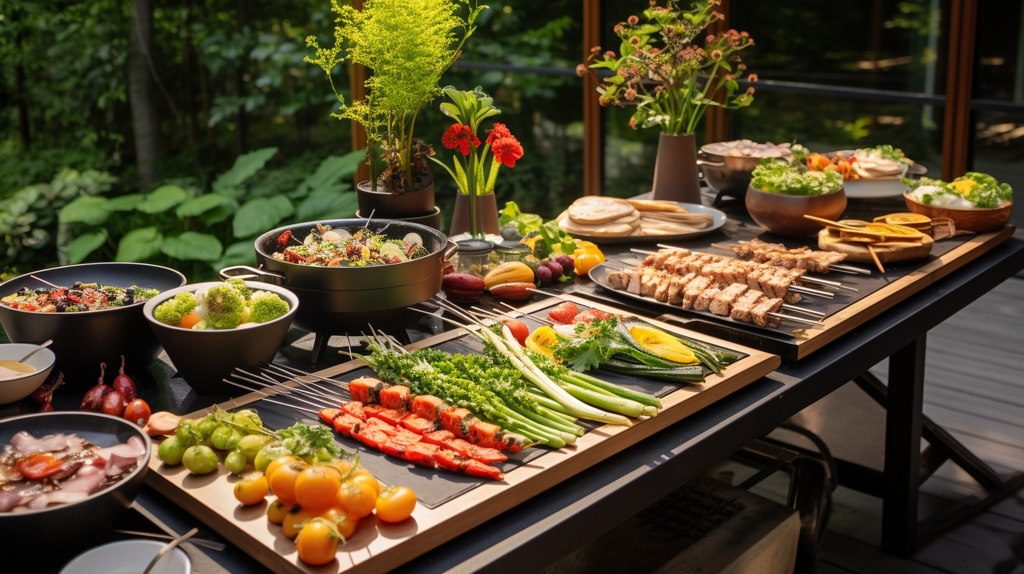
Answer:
111;356;136;402
80;363;113;412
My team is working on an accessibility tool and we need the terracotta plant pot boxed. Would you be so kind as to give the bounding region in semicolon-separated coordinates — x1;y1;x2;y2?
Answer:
904;193;1011;233
356;178;435;218
652;132;702;204
745;184;848;237
449;192;501;236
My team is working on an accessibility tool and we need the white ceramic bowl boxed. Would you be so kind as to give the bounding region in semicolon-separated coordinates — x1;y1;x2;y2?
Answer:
60;539;191;574
0;343;55;404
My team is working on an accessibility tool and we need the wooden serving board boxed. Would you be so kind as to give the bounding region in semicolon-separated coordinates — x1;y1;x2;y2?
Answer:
144;294;779;574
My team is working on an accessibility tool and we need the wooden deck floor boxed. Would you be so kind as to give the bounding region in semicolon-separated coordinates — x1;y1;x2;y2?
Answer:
737;277;1024;573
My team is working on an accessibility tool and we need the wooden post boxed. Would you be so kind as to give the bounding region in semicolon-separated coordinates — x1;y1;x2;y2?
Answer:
582;0;602;195
704;0;731;144
350;0;370;186
941;0;978;181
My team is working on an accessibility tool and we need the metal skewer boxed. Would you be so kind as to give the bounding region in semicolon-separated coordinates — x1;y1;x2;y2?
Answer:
797;275;858;292
831;263;872;275
220;378;325;413
790;284;834;299
229;371;337;408
768;312;824;327
266;362;351;390
781;304;826;318
241;367;348;404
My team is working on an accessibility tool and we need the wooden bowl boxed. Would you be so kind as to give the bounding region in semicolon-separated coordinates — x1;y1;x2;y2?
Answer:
903;193;1012;233
745;185;848;237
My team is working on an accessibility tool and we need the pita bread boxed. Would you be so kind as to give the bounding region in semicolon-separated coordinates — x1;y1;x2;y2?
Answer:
627;199;687;213
559;216;640;236
567;196;637;224
638;211;712;227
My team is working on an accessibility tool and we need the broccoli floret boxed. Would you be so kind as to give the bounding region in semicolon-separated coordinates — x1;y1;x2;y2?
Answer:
66;305;79;312
194;285;246;329
226;278;251;301
153;292;198;326
248;291;290;324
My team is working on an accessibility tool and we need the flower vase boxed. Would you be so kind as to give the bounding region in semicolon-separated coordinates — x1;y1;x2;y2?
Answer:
356;174;436;219
651;132;702;204
449;192;500;237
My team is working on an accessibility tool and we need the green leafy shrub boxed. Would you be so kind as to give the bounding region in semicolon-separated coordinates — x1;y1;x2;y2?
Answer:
47;148;363;280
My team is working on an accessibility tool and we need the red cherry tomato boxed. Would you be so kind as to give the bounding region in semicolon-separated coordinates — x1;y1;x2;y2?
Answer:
503;320;530;346
102;391;128;417
16;453;64;480
123;399;152;426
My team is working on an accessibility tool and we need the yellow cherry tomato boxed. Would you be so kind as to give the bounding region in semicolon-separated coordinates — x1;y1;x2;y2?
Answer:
268;460;308;506
233;472;269;506
325;458;356;478
350;470;380;497
336;479;377;519
265;455;302;483
295;466;342;511
266;500;292;524
295;518;341;566
375;486;417;523
319;506;358;541
282;505;320;539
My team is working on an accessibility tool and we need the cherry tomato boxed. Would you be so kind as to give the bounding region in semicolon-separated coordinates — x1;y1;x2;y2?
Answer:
350;470;380;498
268;460;307;506
295;518;341;566
325;458;355;479
123;399;152;426
265;455;301;484
15;453;64;480
375;486;417;523
319;507;358;540
295;466;342;511
335;479;377;519
266;500;292;524
282;506;320;539
101;391;128;417
179;310;203;329
233;472;269;506
503;319;530;346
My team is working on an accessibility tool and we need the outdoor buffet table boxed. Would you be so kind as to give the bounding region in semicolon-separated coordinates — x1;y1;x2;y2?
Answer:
18;202;1024;574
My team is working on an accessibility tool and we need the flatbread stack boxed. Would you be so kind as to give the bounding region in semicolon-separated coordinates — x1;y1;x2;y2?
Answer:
557;197;713;237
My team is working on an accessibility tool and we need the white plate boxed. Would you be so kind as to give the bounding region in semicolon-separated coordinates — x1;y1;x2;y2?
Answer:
565;202;728;244
61;539;191;574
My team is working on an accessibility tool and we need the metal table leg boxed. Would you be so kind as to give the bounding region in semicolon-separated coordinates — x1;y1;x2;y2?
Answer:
881;335;926;557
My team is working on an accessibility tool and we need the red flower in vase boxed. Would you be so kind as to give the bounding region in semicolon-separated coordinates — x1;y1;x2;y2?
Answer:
485;123;512;145
491;135;524;168
442;124;480;156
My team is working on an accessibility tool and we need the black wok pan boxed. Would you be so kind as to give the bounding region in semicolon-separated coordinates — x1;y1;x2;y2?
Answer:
221;219;457;341
0;412;151;553
0;263;186;386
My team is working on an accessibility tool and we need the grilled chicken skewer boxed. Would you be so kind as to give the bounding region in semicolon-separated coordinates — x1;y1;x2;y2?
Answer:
725;238;870;275
605;266;823;328
630;248;835;301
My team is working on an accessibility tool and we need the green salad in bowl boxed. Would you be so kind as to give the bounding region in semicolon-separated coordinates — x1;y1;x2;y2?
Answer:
750;160;844;196
903;172;1012;209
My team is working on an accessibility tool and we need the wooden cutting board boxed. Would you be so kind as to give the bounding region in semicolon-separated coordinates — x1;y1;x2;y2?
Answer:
818;228;933;263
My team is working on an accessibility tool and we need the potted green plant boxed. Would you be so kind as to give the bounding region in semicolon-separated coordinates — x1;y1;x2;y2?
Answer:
430;86;524;238
579;0;756;202
305;0;485;220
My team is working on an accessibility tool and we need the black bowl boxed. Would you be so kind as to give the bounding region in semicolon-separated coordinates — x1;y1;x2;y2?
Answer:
0;263;186;387
0;412;151;552
143;281;299;395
